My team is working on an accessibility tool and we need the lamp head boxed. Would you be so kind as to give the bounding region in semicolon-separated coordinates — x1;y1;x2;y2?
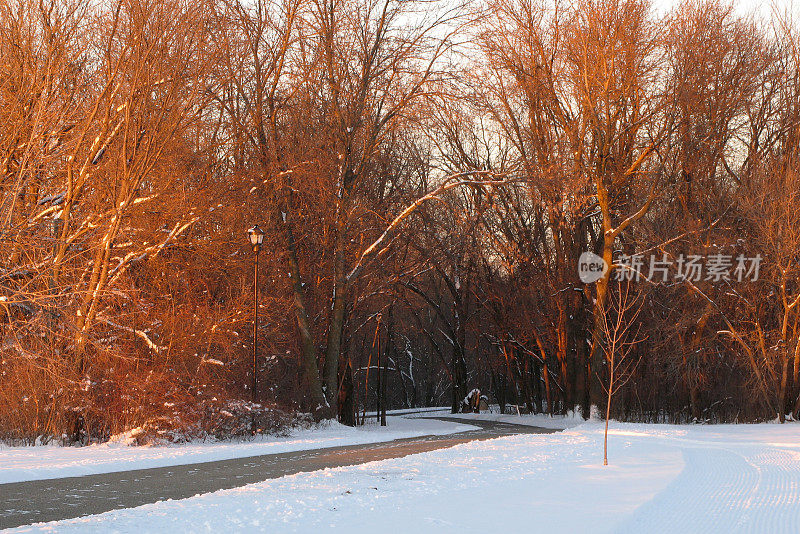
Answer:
247;225;265;249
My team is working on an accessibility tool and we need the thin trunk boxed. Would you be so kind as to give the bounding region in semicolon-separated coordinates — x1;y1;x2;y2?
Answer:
572;293;590;418
493;369;507;414
522;351;534;413
376;335;382;424
557;327;569;412
534;333;553;415
363;315;382;425
451;345;463;413
381;352;388;426
532;356;544;414
604;383;612;466
503;343;520;414
338;355;355;426
604;347;615;466
381;309;391;426
779;353;790;423
793;335;800;420
75;212;123;368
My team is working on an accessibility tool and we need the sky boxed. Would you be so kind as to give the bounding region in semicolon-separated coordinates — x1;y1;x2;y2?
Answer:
655;0;798;18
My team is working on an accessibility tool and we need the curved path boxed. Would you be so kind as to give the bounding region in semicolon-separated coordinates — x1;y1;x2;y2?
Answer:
0;417;555;529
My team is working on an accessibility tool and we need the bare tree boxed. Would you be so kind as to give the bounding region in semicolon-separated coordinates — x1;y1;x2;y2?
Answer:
599;282;644;465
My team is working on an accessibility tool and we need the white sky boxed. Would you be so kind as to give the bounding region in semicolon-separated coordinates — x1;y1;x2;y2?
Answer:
653;0;798;19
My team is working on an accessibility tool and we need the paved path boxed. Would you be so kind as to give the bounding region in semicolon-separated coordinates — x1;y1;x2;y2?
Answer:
0;417;556;529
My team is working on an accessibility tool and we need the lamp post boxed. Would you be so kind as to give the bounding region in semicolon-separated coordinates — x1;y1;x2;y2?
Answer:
247;225;264;405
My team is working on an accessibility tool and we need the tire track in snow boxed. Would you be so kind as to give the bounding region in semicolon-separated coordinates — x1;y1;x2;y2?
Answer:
616;446;800;533
735;449;800;533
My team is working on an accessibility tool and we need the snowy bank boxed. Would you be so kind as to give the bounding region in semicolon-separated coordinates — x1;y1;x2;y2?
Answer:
0;416;477;485
12;421;800;533
408;408;585;430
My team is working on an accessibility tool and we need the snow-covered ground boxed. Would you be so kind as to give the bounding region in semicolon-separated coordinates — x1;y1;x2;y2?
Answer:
0;416;476;484
409;408;586;430
11;419;800;533
365;407;451;417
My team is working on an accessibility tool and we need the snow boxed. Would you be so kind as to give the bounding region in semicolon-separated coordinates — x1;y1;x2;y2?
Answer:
365;406;450;417
0;416;476;485
462;388;480;405
11;421;800;533
7;415;800;534
409;408;586;430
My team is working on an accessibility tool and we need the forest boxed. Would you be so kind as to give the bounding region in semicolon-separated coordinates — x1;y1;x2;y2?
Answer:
1;0;799;444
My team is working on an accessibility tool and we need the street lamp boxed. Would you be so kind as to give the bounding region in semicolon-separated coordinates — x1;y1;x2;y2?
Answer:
247;225;264;407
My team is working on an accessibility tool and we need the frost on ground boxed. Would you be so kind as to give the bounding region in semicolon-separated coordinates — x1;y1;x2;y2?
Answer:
0;416;476;484
12;421;800;534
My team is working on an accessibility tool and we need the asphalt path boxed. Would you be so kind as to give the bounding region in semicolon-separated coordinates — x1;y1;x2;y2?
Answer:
0;417;557;529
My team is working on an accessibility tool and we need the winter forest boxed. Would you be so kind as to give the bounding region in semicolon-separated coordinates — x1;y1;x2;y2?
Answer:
2;0;800;445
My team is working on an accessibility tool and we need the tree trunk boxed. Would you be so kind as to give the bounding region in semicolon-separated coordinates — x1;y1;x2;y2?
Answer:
451;343;467;414
792;336;800;420
779;353;790;423
323;180;350;411
522;350;534;413
532;356;544;414
494;370;507;414
502;343;519;414
572;292;591;418
338;355;355;426
690;385;701;422
381;322;390;426
534;334;553;415
376;335;382;424
589;256;611;413
604;379;612;466
324;301;346;410
285;225;329;418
